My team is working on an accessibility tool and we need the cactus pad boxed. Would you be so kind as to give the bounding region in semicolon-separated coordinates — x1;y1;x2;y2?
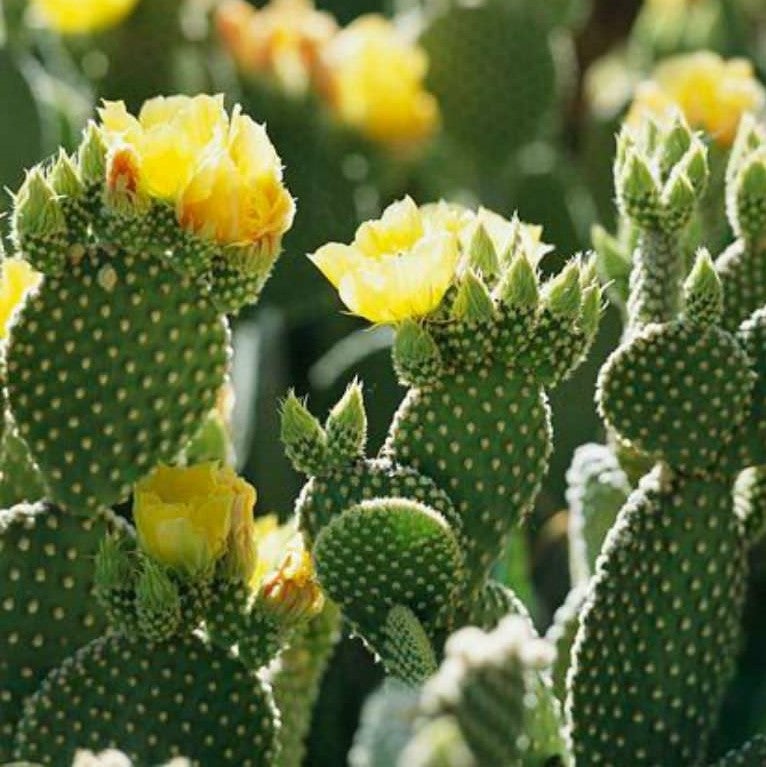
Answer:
0;503;119;758
13;632;278;765
313;498;463;649
386;368;551;588
419;0;556;163
6;246;229;511
568;469;748;765
296;458;461;545
597;321;753;473
709;735;766;766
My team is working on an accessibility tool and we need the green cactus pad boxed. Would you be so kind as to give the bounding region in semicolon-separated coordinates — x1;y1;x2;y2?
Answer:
716;241;766;333
597;320;753;473
709;736;766;766
13;632;278;765
0;418;45;508
545;585;587;704
417;616;568;766
296;458;461;546
419;0;556;163
382;605;438;686
732;308;766;468
6;246;229;511
0;503;121;759
313;498;463;650
568;469;748;766
385;367;551;589
566;443;631;585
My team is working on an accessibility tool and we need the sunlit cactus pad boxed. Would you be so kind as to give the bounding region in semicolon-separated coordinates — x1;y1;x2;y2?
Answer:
13;633;279;765
6;247;229;511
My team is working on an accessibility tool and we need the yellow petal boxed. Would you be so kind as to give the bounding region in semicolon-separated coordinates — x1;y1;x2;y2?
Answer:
354;195;423;258
308;243;363;288
32;0;139;34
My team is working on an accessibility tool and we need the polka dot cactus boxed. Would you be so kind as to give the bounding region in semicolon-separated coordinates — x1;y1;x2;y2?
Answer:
0;503;125;759
313;498;463;666
409;615;569;766
12;633;279;765
567;469;749;766
597;318;754;475
565;443;631;586
6;247;229;512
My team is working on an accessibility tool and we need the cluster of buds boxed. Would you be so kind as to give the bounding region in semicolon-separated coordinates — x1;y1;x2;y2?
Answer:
615;114;709;233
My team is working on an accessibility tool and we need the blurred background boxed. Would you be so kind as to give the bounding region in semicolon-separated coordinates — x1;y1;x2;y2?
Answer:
2;0;766;762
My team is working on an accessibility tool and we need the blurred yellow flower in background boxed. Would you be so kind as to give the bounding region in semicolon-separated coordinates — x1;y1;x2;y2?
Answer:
32;0;140;34
98;95;295;251
322;15;439;149
629;51;765;147
216;0;338;96
310;196;459;324
0;259;40;340
134;463;256;579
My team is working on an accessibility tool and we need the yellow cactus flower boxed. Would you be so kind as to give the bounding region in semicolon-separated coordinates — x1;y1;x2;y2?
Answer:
258;541;324;623
321;15;439;148
31;0;140;35
251;514;299;588
98;95;295;251
0;259;41;340
628;52;765;147
216;0;338;95
309;196;460;324
134;463;256;578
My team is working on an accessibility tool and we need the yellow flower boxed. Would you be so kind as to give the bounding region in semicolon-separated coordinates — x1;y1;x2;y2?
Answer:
98;95;295;250
309;196;460;324
258;540;324;623
628;52;765;147
321;15;439;148
251;515;299;588
216;0;338;95
0;259;41;340
134;463;256;578
32;0;140;34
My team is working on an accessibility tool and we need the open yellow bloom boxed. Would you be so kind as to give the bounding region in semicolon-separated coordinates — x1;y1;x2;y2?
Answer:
0;259;41;340
134;463;256;578
98;95;295;250
310;196;460;324
321;15;438;148
629;52;765;147
32;0;139;34
216;0;337;95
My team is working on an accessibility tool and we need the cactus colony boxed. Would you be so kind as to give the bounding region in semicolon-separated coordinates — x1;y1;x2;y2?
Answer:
0;19;765;767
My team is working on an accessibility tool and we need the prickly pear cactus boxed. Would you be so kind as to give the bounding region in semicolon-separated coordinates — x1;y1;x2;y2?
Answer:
283;198;602;681
401;615;568;766
564;113;766;766
0;503;125;760
5;94;293;512
419;0;557;165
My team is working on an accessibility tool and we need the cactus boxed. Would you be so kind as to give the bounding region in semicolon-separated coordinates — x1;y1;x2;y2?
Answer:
370;106;766;767
0;93;308;761
419;0;557;167
0;503;125;760
283;198;601;681
402;616;568;766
